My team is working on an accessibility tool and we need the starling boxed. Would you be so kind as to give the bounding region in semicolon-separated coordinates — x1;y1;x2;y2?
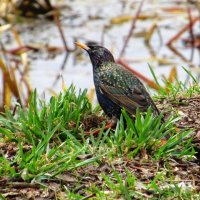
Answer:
75;42;160;119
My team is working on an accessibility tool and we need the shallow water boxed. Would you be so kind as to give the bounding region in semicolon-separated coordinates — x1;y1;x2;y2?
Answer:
1;0;200;98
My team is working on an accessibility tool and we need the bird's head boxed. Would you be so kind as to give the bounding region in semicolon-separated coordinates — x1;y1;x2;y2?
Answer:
75;42;115;68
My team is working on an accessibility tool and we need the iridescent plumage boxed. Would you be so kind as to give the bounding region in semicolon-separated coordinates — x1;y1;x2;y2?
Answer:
76;42;160;119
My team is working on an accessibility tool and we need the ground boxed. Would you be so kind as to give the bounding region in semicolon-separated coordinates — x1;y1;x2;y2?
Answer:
0;95;200;199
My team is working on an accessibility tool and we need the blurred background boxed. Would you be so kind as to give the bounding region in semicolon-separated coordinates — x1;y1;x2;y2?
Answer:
0;0;200;110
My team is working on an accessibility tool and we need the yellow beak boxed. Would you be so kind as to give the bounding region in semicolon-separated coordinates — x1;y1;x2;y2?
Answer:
75;42;90;51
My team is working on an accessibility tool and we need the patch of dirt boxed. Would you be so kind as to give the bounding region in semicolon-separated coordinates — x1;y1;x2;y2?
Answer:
0;180;60;199
81;114;108;131
1;97;200;199
0;157;199;199
156;96;200;130
156;96;200;161
73;158;200;198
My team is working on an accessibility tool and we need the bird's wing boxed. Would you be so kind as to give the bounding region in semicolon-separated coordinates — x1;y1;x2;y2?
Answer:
99;83;149;115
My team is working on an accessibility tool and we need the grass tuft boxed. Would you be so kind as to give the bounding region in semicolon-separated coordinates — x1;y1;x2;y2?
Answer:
0;84;198;198
149;65;200;99
103;108;195;159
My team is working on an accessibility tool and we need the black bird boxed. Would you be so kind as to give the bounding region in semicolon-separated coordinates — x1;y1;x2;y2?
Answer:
75;42;160;120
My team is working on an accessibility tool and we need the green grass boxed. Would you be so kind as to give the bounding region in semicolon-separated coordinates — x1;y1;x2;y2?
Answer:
0;83;199;199
66;168;199;200
93;108;194;159
149;65;200;99
0;85;99;181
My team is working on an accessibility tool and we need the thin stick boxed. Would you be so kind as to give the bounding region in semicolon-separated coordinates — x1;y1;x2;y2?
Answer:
119;0;145;58
166;17;198;46
167;44;188;62
54;14;68;51
52;14;70;87
187;4;195;62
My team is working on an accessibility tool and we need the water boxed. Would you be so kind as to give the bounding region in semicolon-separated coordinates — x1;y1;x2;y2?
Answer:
1;0;200;98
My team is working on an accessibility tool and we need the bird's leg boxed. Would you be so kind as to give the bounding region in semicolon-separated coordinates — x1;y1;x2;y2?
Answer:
84;116;117;136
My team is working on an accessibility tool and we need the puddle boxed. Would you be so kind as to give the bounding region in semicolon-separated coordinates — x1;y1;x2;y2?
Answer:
1;0;200;99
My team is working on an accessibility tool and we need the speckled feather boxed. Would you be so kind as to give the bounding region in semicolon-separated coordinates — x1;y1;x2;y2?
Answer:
84;44;160;119
94;62;159;117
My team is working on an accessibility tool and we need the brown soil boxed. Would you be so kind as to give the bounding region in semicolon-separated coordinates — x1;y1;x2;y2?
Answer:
81;114;108;132
1;97;200;199
156;96;200;158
